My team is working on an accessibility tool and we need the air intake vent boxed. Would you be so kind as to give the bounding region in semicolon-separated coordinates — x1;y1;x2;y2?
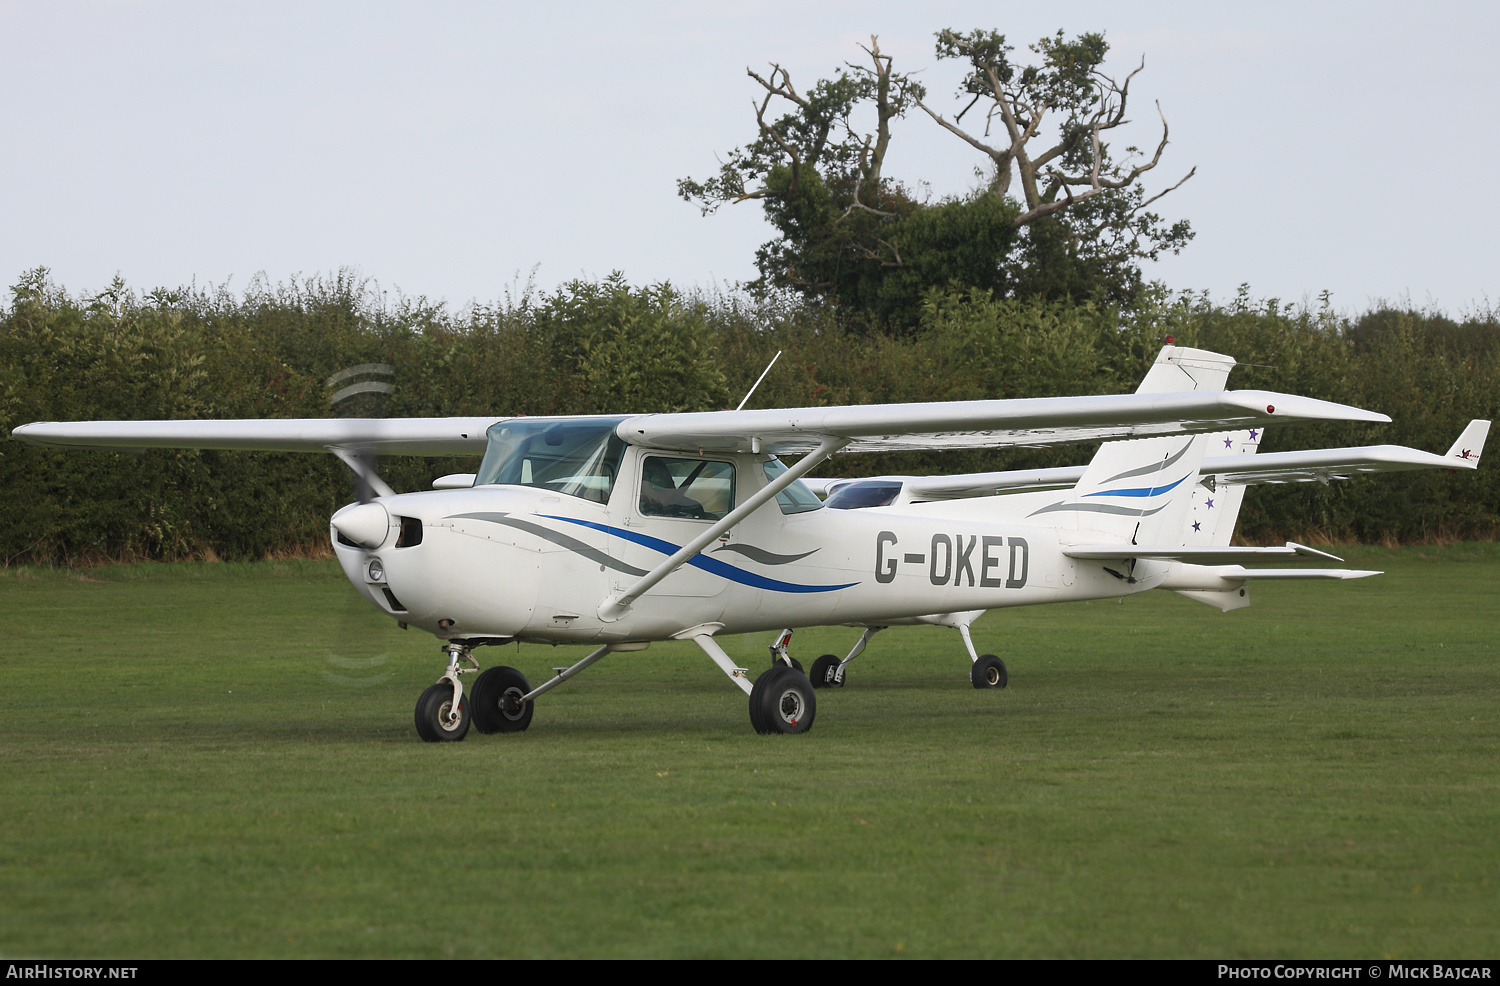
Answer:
396;516;423;547
382;588;408;612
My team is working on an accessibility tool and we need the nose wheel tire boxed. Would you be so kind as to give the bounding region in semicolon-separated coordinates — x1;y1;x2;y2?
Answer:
415;683;470;742
470;666;535;734
970;654;1008;690
809;654;843;689
749;666;816;734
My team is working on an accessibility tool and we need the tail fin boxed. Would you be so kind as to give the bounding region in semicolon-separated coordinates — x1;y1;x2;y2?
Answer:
1446;420;1490;466
1027;346;1236;543
1182;429;1262;546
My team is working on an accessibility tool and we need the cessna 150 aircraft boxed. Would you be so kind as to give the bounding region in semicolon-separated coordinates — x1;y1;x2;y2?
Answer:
13;346;1488;740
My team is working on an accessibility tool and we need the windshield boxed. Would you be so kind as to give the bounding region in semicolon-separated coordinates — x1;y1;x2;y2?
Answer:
474;417;627;505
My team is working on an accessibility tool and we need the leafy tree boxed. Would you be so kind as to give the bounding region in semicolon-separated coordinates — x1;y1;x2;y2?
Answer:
680;30;1195;325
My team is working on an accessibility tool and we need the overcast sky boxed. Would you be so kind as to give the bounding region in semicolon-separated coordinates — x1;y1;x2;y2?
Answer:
2;1;1495;315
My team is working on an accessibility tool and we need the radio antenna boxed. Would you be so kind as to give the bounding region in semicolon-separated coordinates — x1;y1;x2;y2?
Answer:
736;351;782;411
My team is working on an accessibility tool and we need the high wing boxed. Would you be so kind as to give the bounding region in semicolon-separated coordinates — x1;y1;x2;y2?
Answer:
13;392;1390;459
807;419;1490;500
11;417;506;456
620;390;1388;455
1201;419;1489;485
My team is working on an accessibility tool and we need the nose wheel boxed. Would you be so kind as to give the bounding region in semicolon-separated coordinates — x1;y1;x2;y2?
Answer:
414;642;481;742
415;683;470;741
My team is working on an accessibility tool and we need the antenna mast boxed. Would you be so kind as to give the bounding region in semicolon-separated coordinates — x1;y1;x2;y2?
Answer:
736;351;782;411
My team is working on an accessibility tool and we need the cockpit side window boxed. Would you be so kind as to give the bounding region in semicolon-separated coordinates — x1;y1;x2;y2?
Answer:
763;457;824;514
474;418;627;505
639;456;735;521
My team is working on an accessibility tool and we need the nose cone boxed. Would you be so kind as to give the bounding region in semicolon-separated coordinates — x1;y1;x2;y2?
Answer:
331;502;391;548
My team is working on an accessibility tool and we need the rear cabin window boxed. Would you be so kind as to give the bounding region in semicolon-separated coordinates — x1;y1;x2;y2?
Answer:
639;457;735;521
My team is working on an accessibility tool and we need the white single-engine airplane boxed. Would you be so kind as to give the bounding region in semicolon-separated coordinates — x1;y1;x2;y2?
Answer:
13;346;1488;739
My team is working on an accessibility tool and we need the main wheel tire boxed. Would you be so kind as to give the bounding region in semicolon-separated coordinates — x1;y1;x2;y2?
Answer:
754;668;816;734
470;666;534;734
748;666;786;734
809;654;843;689
970;654;1008;690
772;656;804;674
415;683;470;742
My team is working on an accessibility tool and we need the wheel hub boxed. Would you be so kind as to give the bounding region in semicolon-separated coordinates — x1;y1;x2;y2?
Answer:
501;688;526;720
777;688;803;724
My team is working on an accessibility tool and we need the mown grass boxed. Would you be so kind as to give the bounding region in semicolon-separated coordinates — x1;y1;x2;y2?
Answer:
1;544;1496;958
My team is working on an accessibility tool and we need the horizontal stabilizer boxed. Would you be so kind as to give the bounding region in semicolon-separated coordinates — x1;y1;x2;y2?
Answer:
1216;567;1381;580
1159;565;1381;595
1063;541;1344;565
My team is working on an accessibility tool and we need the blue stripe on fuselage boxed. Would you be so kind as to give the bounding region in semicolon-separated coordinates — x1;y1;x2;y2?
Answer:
540;515;859;593
1083;474;1190;499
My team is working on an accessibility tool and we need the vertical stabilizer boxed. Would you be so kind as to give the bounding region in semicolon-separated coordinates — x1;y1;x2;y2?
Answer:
1446;420;1490;466
1026;347;1236;543
1182;428;1263;546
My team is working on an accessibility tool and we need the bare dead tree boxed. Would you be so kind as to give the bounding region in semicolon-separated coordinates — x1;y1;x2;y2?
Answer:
916;29;1194;235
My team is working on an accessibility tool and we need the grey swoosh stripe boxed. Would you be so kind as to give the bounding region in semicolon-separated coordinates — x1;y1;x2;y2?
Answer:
1027;502;1170;518
711;543;821;565
446;512;649;576
1101;440;1195;484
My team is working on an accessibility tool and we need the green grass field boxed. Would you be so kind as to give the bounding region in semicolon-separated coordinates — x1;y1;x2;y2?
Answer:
1;544;1496;958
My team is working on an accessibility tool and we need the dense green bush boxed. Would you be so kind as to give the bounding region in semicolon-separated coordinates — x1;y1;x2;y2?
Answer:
2;269;1496;564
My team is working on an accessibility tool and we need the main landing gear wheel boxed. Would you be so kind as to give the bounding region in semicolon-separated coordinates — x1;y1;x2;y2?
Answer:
415;683;470;742
970;654;1008;690
809;654;843;689
772;656;804;674
749;666;816;735
748;666;778;734
470;666;534;734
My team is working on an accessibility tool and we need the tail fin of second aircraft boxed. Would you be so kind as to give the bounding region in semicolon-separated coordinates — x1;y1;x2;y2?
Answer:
1446;419;1490;465
1025;346;1236;544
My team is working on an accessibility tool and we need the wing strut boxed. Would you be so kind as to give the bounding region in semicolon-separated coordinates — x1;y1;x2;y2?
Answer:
598;436;849;621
